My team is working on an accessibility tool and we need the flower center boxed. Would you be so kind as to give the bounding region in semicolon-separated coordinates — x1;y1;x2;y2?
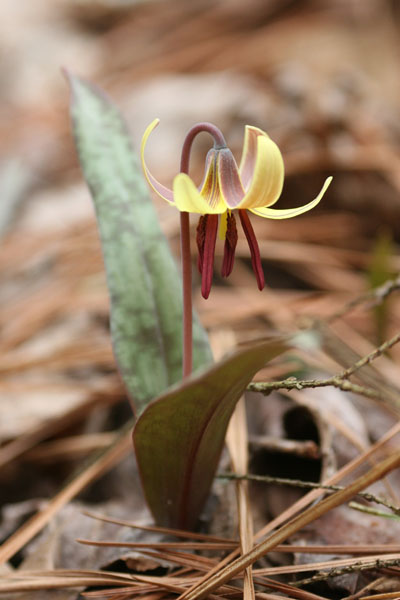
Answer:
196;210;264;298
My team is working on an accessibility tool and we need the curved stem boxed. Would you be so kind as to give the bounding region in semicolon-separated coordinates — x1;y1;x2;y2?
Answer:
179;123;226;378
180;123;226;174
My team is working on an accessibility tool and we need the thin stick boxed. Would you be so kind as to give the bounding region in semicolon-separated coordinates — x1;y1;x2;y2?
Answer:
177;422;400;600
339;331;400;379
179;450;400;600
218;472;400;514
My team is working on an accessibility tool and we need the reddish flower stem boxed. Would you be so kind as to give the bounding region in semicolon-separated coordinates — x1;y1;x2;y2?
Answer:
180;124;226;170
179;123;226;378
180;211;193;378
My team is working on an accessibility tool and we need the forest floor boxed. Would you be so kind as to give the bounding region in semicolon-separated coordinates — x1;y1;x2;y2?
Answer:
0;1;400;598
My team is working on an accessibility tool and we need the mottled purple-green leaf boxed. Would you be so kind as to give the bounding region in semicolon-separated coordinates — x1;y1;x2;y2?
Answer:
133;337;288;529
68;74;213;415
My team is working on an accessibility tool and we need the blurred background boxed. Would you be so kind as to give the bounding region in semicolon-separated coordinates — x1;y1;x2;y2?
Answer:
1;0;400;543
2;0;400;318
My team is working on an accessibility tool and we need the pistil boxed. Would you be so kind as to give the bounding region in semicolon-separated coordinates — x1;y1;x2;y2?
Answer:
200;214;219;299
196;215;207;274
221;212;238;278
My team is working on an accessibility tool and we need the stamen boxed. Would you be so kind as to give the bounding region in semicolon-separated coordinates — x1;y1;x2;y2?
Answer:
221;212;238;278
239;210;265;290
201;214;219;299
196;215;207;274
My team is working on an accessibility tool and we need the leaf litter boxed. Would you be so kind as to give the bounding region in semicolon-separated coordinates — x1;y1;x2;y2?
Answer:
1;0;400;598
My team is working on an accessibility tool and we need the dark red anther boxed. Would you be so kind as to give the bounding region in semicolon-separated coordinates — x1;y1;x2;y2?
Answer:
201;214;219;299
221;212;238;278
238;210;265;290
196;215;207;274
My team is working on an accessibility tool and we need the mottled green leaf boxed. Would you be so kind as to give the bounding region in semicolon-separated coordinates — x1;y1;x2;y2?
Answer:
68;74;212;414
133;337;288;529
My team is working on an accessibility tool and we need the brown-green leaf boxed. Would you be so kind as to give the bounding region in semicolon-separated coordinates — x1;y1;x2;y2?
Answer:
133;337;288;529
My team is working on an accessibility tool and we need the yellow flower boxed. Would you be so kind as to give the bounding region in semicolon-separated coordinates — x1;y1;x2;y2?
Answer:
141;119;332;298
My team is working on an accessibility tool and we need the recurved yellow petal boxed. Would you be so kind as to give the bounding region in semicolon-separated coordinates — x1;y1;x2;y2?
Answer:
217;149;246;209
238;125;262;189
173;173;226;214
236;132;284;210
141;119;174;204
250;176;332;219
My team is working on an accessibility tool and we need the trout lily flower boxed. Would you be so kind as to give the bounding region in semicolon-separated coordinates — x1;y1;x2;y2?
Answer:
141;119;332;298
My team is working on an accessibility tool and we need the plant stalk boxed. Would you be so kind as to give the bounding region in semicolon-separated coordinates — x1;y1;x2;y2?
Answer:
180;211;193;377
179;123;226;378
